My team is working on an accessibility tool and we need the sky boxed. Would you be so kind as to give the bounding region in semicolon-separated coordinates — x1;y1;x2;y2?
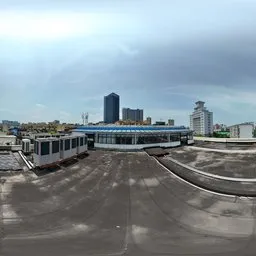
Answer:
1;0;256;126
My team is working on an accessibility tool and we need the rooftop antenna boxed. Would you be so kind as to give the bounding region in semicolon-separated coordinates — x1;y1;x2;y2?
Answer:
85;112;89;125
81;112;85;126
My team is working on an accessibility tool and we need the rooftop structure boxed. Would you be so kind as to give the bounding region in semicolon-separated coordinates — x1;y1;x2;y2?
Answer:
73;125;194;150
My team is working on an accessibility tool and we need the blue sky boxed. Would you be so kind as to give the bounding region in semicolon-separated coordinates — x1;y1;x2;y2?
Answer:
1;0;256;125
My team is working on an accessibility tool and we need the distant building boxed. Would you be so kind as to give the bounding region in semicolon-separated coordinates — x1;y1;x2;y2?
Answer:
190;101;213;136
229;122;254;138
2;120;20;127
214;123;228;132
146;117;152;125
168;119;175;126
53;120;60;124
122;108;143;122
154;121;166;125
104;93;120;124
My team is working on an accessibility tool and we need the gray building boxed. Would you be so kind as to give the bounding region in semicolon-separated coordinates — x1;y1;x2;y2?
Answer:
122;108;143;122
146;117;152;125
104;93;120;124
168;119;175;126
2;120;20;127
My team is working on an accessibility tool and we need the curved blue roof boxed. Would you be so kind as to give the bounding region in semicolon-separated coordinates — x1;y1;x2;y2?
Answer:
73;125;191;133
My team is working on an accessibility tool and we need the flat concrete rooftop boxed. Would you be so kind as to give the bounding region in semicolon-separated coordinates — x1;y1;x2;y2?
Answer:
1;150;256;255
0;152;22;171
167;146;256;178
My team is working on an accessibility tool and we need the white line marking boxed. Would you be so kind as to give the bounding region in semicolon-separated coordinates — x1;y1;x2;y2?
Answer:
148;154;236;198
167;156;256;182
189;146;256;154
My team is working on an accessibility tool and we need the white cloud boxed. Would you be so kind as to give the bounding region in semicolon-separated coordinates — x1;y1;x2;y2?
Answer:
36;103;46;108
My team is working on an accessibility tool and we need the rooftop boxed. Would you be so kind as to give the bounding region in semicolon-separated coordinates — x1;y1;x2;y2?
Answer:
0;152;22;171
74;125;191;134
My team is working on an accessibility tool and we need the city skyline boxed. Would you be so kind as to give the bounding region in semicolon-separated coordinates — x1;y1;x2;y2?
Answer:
1;1;256;125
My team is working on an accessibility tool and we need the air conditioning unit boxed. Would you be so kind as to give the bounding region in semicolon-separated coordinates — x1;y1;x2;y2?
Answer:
22;139;31;154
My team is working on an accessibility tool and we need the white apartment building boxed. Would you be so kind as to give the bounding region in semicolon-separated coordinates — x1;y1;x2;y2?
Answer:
229;122;254;138
190;101;213;136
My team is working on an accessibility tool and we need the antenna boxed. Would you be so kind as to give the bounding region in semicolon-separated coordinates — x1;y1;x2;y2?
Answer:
85;112;89;125
81;112;85;126
81;112;89;126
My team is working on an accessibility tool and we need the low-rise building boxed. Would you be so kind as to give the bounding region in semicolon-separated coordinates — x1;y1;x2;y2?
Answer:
2;120;20;127
168;119;175;126
229;122;254;138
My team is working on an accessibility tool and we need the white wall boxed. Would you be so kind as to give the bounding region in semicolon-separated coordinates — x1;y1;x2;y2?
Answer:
239;125;253;138
94;141;181;150
187;140;194;145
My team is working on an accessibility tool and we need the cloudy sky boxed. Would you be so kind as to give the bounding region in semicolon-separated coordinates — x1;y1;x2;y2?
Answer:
1;0;256;125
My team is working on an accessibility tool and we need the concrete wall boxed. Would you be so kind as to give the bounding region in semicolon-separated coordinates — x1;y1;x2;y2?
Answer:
194;136;256;143
94;141;181;150
0;136;16;145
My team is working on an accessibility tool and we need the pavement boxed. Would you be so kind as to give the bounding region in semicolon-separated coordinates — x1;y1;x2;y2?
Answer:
1;150;256;255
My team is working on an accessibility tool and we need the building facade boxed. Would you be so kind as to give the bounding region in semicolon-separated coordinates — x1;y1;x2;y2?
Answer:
190;101;213;136
122;108;143;122
104;93;120;124
229;123;254;138
2;120;20;127
73;125;194;150
168;119;175;126
146;117;152;125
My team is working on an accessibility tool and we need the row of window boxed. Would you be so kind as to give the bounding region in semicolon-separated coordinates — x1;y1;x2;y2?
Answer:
95;133;193;145
36;137;88;155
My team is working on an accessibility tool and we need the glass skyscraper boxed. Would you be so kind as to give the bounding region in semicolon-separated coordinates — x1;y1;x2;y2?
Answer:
104;93;120;124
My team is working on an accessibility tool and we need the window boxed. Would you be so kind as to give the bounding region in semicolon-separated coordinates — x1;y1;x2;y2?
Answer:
41;142;50;155
84;137;88;145
65;139;70;151
80;137;84;146
72;138;77;148
77;137;79;147
52;141;59;154
35;141;39;154
60;140;63;150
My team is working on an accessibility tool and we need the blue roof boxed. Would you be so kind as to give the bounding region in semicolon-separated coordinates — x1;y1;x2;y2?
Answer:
73;125;191;133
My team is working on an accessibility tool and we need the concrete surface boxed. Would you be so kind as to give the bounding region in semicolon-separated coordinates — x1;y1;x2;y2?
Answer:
195;141;256;150
1;150;256;255
194;137;256;143
0;152;22;171
167;147;256;178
